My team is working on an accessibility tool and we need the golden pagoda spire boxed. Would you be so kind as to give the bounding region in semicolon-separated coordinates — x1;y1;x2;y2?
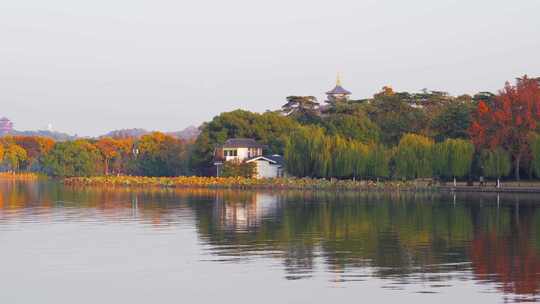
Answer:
336;73;342;86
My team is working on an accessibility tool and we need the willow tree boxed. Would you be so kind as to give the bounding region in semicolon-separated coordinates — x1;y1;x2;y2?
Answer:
365;143;390;179
433;139;474;184
394;134;434;179
328;135;353;178
530;134;540;178
285;128;372;179
350;141;370;180
285;126;328;178
481;148;511;187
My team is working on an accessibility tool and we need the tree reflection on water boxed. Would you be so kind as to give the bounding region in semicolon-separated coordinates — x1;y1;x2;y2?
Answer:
1;181;539;302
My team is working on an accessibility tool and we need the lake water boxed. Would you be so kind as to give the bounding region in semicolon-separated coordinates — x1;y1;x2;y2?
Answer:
1;180;539;303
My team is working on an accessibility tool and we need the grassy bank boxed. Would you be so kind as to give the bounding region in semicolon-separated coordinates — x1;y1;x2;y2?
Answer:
63;175;427;191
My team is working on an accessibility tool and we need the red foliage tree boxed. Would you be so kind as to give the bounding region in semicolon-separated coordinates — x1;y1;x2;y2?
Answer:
470;76;540;180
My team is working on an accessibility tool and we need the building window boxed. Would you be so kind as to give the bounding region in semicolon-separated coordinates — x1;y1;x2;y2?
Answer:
248;148;261;158
224;149;237;157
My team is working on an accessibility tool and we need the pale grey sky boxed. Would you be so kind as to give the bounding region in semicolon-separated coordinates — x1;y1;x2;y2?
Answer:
1;0;539;136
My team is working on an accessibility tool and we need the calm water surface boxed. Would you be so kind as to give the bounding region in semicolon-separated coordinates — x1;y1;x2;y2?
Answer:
1;180;540;303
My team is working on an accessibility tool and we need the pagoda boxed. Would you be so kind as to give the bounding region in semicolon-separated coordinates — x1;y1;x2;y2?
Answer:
0;117;13;134
326;74;351;104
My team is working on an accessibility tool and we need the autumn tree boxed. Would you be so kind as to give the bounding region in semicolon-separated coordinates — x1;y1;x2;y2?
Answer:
2;144;28;171
11;136;54;170
135;132;189;177
470;76;540;180
95;137;133;175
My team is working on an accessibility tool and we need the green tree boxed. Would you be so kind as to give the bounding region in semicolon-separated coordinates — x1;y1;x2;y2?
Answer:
366;93;429;146
349;141;370;179
42;140;103;177
322;110;380;143
328;135;352;178
284;126;329;178
192;110;299;174
529;134;540;178
481;148;511;187
281;96;321;124
432;139;474;184
365;144;390;179
431;100;473;141
221;160;257;178
394;134;434;179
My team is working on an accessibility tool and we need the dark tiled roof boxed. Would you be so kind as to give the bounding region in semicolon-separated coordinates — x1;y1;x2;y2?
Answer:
326;85;351;95
265;154;284;166
218;138;266;149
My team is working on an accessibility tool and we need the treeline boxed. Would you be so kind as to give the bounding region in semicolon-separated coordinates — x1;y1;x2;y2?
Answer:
192;75;540;181
2;75;540;181
0;132;191;177
285;129;480;182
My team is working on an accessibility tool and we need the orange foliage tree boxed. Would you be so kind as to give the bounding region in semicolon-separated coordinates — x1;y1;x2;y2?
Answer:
95;137;133;175
12;136;54;167
469;76;540;180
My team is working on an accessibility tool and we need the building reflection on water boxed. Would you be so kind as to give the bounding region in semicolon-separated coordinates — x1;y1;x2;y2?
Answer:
1;180;540;302
213;192;280;231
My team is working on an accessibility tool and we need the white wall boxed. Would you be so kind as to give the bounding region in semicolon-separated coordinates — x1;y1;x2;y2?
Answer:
254;160;279;179
225;147;249;162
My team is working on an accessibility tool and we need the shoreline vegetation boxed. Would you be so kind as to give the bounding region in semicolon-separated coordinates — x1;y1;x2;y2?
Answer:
1;173;539;193
63;175;425;191
62;175;540;193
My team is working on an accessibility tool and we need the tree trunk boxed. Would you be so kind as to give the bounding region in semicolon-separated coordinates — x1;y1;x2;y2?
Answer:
105;158;109;176
515;154;521;181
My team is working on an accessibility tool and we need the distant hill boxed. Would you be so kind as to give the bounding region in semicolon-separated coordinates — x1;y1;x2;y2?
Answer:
0;126;200;142
167;126;201;141
100;126;201;141
100;128;149;139
7;130;77;141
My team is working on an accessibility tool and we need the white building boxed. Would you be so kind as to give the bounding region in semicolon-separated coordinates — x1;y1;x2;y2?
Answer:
213;138;285;178
246;155;285;179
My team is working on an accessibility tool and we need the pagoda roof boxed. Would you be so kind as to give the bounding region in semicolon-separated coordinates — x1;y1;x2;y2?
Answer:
326;85;351;95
